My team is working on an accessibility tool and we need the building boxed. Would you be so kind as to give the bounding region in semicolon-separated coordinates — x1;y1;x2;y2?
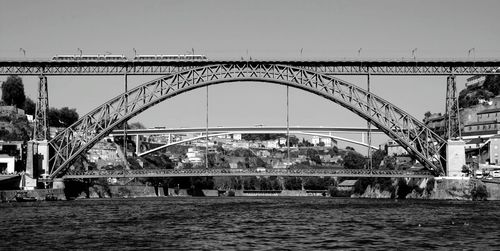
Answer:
232;133;242;141
423;113;446;137
0;141;23;174
186;148;203;164
311;136;335;147
381;140;408;156
489;135;500;165
465;75;486;88
0;106;25;118
86;140;123;168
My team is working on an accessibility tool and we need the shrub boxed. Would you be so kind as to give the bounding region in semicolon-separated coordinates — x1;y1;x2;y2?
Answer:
471;183;488;201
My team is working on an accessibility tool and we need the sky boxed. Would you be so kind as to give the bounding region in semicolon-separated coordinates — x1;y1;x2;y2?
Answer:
1;0;500;150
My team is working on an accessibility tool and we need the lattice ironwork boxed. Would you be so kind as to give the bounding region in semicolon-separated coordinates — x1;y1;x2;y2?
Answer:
34;75;49;140
47;63;448;179
62;168;434;179
445;76;461;140
1;60;499;75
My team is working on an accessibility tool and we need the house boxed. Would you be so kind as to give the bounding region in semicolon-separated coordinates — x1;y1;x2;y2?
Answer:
336;179;358;197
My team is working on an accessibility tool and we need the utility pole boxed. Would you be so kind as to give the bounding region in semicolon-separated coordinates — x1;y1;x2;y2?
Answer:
286;86;290;167
206;85;209;169
367;72;372;170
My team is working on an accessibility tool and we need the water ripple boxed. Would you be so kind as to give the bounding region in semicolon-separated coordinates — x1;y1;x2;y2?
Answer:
1;198;500;250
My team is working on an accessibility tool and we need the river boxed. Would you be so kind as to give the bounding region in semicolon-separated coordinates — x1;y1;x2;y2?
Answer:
1;197;500;250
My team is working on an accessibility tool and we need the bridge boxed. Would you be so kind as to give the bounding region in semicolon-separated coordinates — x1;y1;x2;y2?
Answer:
1;58;500;75
109;126;383;155
2;57;498;182
62;168;434;179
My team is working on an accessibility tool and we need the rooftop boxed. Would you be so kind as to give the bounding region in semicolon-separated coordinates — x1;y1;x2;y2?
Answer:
477;108;500;115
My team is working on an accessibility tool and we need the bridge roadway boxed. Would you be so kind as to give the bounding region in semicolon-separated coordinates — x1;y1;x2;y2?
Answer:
110;126;383;136
62;168;434;179
1;58;499;75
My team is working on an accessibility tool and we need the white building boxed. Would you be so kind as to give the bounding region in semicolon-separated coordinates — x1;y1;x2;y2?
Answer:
311;136;333;147
232;133;242;140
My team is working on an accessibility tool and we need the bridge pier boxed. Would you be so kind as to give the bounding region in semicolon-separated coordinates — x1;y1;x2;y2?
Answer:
52;178;65;189
446;140;466;177
25;140;49;189
134;134;141;155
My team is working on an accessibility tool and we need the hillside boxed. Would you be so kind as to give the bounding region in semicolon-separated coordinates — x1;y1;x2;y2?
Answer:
459;75;500;108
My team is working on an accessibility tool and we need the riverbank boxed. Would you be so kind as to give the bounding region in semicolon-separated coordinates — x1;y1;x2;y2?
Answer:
5;177;500;202
0;188;65;202
354;177;500;200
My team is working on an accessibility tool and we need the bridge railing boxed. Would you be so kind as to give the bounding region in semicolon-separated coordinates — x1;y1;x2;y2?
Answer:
63;168;433;178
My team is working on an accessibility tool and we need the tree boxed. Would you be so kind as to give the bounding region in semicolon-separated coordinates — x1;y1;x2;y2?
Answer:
371;149;387;169
1;75;26;108
58;107;79;126
48;107;79;127
48;108;61;127
23;97;36;115
342;150;366;169
287;136;299;147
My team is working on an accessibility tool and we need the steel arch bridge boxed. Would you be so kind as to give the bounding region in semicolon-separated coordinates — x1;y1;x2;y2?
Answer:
47;63;447;179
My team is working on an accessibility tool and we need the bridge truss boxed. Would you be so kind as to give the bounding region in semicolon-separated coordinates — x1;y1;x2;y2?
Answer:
63;168;434;179
1;59;500;75
47;63;447;179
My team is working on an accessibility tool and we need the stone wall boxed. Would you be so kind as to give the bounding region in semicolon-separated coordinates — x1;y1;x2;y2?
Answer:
0;188;65;202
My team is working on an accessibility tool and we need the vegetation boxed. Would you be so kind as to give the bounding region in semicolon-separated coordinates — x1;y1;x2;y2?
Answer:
471;183;489;201
459;75;500;108
242;133;286;141
48;107;79;127
342;150;366;169
1;75;26;108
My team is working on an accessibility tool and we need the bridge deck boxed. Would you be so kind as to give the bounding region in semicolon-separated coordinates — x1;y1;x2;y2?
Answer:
61;168;434;179
1;59;499;75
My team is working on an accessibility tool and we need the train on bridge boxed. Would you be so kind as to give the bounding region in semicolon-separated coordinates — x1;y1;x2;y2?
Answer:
51;54;208;61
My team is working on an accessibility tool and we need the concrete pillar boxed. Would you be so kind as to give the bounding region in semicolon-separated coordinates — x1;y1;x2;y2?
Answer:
446;140;466;177
24;141;38;190
135;134;141;155
52;178;65;189
25;141;36;176
37;140;50;175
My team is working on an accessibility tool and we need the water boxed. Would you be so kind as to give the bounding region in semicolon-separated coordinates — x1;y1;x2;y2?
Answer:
1;197;500;250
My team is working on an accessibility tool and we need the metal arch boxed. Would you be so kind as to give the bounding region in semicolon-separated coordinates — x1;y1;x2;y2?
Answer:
137;131;379;157
47;63;447;179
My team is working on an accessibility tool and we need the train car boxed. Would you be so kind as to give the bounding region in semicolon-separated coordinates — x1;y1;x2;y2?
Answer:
133;54;207;61
52;54;127;61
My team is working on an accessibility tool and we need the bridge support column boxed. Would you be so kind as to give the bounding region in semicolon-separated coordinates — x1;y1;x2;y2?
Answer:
23;141;38;190
135;134;141;156
52;178;65;189
445;75;461;140
34;75;49;141
446;140;465;177
37;140;50;176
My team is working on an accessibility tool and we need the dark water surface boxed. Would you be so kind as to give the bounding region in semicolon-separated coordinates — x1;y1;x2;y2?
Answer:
1;197;500;250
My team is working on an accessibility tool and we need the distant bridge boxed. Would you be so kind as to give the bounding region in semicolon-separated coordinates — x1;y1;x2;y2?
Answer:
110;126;383;135
109;126;383;155
62;168;433;179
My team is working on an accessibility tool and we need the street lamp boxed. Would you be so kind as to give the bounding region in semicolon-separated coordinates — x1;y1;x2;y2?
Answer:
133;48;137;57
468;48;476;65
19;48;26;58
468;48;475;58
358;48;362;58
411;48;417;60
77;48;83;57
